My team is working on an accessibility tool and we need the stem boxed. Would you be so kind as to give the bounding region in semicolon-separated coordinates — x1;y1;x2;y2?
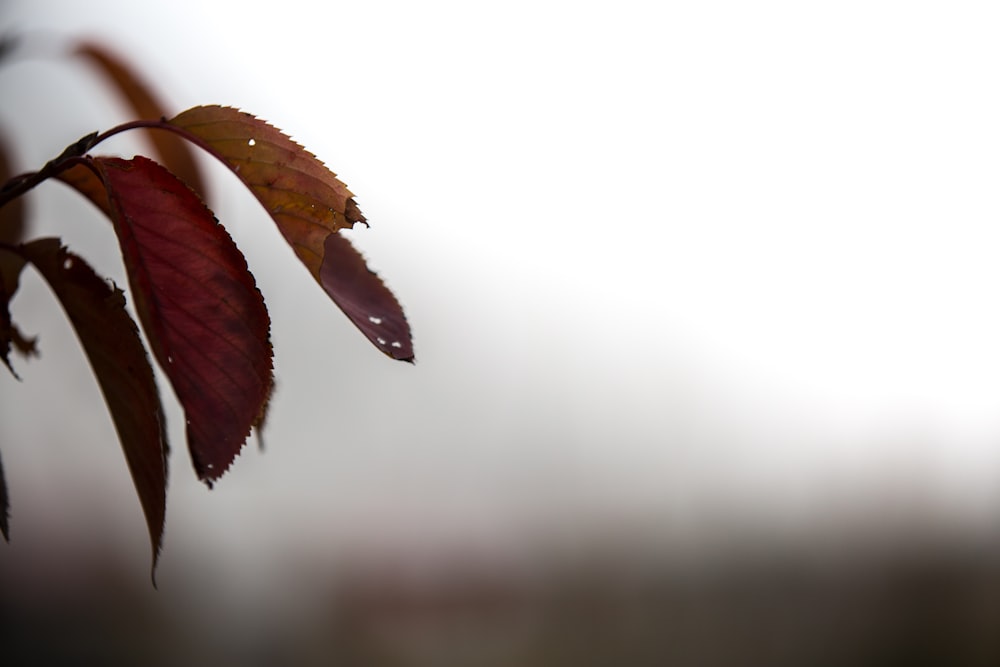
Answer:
0;159;74;210
0;131;100;210
94;118;191;146
0;117;193;213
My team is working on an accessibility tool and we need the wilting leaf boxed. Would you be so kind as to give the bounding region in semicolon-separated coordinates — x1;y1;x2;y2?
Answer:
168;105;413;360
86;156;273;484
0;448;9;542
75;42;207;198
321;233;413;360
19;238;167;575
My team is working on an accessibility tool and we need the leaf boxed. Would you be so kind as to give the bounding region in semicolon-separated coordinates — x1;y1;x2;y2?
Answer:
18;238;167;576
86;156;273;484
167;105;413;360
321;233;413;361
168;105;362;272
75;42;207;198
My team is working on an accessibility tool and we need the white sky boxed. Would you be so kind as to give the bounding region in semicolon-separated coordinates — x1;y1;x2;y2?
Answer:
4;0;1000;584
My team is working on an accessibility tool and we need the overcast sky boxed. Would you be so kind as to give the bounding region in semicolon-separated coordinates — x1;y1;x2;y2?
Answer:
4;1;1000;586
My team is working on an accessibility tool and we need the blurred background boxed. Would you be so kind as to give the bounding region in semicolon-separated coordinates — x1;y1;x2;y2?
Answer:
3;0;1000;664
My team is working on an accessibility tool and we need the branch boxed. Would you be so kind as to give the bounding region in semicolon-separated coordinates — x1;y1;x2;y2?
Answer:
0;133;98;209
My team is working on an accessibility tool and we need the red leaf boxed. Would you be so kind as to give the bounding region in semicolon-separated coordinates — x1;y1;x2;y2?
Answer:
167;106;413;360
75;42;207;198
19;239;167;576
89;156;273;484
321;233;413;361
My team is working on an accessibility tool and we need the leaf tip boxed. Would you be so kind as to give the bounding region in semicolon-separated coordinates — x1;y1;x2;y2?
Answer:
1;357;21;381
345;198;367;228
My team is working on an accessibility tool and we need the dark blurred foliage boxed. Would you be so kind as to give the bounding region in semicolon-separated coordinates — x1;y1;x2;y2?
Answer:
3;527;1000;666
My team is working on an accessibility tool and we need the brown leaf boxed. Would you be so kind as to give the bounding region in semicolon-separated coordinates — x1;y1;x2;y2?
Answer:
19;239;168;577
169;105;362;263
86;156;273;485
168;105;412;359
75;42;207;198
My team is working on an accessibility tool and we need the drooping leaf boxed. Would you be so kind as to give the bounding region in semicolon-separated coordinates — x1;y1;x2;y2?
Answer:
167;105;413;360
320;233;413;360
75;42;207;198
19;238;167;576
82;156;273;484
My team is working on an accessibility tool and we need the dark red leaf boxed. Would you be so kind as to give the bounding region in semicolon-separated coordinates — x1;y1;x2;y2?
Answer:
321;233;413;361
75;42;207;198
89;156;272;484
19;238;167;576
167;106;413;360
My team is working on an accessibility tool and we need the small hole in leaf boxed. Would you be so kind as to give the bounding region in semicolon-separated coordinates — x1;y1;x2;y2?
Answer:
247;138;256;147
368;316;383;325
